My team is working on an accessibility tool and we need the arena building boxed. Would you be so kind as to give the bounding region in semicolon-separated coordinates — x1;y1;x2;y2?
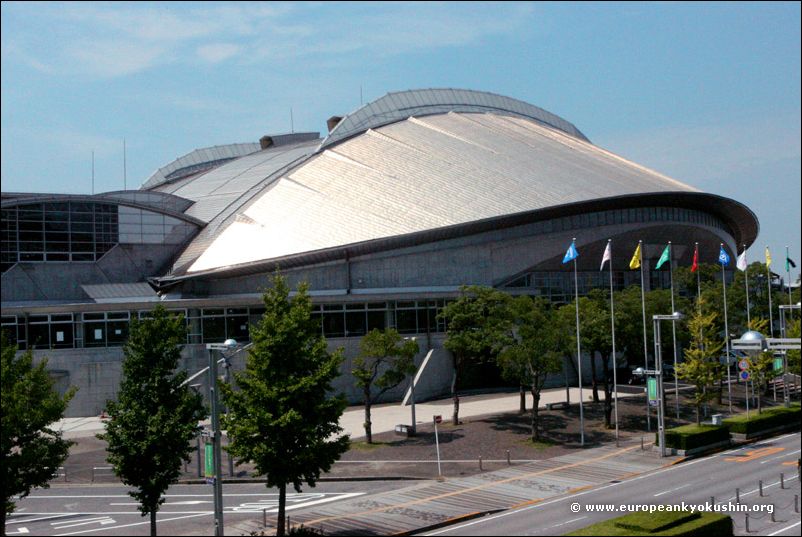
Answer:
1;89;758;416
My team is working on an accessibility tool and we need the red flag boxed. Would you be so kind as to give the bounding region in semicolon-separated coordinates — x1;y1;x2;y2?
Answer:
691;244;699;273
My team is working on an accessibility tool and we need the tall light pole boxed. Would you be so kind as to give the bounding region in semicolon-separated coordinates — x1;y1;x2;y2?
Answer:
206;338;238;537
653;312;683;458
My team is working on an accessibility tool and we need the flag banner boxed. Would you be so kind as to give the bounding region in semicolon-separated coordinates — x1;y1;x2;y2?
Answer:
787;257;796;270
600;242;611;271
737;250;747;271
691;245;699;273
655;244;670;270
765;247;772;267
629;243;641;270
562;241;579;264
718;246;730;266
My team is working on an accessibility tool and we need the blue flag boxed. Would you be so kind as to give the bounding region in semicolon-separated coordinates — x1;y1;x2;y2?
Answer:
562;241;579;264
718;246;730;266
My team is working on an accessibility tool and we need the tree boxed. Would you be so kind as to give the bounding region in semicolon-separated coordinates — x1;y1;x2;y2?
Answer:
438;286;513;424
787;319;800;377
749;350;778;414
353;329;418;443
675;298;723;425
98;305;206;537
2;332;75;533
220;275;349;537
497;296;562;441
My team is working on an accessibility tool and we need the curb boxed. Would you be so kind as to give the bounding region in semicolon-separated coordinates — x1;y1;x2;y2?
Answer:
177;475;429;485
391;509;505;536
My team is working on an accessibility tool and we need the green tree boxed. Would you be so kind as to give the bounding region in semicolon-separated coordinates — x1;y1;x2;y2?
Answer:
1;332;75;533
497;296;562;441
438;286;513;424
786;319;800;377
749;351;778;414
98;305;206;537
354;329;418;443
220;275;349;537
675;299;723;425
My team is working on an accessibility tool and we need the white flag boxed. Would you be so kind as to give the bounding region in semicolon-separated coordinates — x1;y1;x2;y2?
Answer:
737;250;748;271
600;242;611;271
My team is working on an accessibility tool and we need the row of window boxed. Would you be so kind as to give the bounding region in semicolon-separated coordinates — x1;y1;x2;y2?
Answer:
1;202;118;271
0;300;451;351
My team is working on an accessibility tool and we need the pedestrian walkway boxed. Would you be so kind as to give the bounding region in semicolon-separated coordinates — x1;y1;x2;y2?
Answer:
230;436;669;536
55;386;639;440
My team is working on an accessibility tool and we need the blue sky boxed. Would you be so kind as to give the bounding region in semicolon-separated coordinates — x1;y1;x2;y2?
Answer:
1;1;800;275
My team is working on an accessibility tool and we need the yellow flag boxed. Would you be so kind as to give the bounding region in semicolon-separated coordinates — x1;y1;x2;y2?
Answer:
629;243;641;270
765;247;772;267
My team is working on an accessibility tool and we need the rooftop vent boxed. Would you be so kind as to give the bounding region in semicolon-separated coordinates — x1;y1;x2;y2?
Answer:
259;136;273;150
327;116;343;133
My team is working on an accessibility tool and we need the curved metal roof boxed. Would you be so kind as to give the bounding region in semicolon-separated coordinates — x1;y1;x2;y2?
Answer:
318;88;590;151
142;143;261;190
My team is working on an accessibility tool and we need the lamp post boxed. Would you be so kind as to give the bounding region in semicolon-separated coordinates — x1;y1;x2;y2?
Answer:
405;337;418;435
653;312;683;458
206;338;238;537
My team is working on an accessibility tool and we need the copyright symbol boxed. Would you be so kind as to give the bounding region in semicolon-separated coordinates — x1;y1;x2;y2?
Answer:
570;503;581;513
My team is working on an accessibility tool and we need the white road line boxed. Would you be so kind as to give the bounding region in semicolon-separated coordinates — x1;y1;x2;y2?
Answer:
55;513;210;536
27;492;347;499
52;516;110;526
551;516;587;528
760;449;801;464
768;521;802;536
654;483;691;497
6;515;72;525
719;474;799;504
51;518;115;530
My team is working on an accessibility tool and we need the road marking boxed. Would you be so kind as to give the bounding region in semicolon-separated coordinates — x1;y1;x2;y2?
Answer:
760;449;801;464
54;513;211;536
6;515;72;525
768;521;801;536
781;461;797;466
51;517;115;529
5;528;29;535
550;516;587;528
719;474;799;504
724;446;784;462
653;483;691;497
52;516;110;526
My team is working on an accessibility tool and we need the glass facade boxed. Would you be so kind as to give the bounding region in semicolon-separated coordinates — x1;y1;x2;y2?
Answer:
1;202;118;272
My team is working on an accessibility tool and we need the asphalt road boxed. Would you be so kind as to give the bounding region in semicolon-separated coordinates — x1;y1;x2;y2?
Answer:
5;481;403;536
423;432;801;536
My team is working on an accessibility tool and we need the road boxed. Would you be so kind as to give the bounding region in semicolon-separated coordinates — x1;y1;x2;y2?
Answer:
424;432;801;536
5;481;401;536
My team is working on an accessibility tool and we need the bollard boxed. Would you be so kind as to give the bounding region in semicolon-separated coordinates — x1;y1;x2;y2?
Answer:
263;508;267;528
479;456;483;471
759;480;764;497
770;508;775;523
507;450;511;465
795;495;799;514
745;513;750;533
780;473;785;489
710;496;715;508
641;436;644;450
736;488;740;504
287;516;291;532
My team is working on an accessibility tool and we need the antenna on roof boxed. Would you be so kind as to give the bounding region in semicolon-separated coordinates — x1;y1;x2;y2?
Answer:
360;85;363;105
91;150;95;195
123;138;127;190
290;107;294;133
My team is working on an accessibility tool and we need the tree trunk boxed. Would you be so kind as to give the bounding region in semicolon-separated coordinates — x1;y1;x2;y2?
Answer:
531;388;541;442
696;402;701;426
717;377;724;405
364;388;372;444
150;510;157;537
519;384;526;414
452;358;460;425
590;351;599;403
277;483;286;536
2;507;7;537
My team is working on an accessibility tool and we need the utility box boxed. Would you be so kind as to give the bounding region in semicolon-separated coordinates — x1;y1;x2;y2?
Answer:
395;424;414;437
711;414;723;426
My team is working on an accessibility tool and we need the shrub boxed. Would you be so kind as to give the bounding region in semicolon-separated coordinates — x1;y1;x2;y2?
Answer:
658;424;729;451
568;511;733;536
723;404;801;435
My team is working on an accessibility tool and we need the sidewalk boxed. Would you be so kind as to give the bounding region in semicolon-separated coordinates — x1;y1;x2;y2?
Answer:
55;386;638;440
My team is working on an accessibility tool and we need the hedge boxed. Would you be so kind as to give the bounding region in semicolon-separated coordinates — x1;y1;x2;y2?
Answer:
723;404;801;435
657;424;730;451
568;511;733;536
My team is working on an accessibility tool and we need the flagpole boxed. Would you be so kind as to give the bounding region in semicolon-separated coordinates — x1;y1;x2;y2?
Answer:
721;244;732;414
607;239;619;446
639;240;650;432
572;237;585;447
766;247;774;337
668;242;679;420
743;244;751;328
786;246;793;313
695;242;701;310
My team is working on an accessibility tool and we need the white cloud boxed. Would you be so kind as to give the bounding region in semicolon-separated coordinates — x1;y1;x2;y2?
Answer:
197;43;241;63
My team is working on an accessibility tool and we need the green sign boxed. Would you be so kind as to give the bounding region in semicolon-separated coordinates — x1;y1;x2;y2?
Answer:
647;377;658;406
205;443;214;478
774;357;784;371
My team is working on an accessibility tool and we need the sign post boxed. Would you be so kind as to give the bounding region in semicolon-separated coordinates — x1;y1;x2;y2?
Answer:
433;415;442;478
647;377;658;407
739;359;751;419
205;442;215;484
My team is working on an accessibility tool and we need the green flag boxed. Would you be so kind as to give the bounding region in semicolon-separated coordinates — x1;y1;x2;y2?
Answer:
655;244;670;270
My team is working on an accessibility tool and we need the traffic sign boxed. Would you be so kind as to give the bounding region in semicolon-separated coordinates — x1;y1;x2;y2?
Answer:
433;415;442;424
205;443;214;481
738;359;750;371
739;370;751;381
773;357;784;371
647;377;658;406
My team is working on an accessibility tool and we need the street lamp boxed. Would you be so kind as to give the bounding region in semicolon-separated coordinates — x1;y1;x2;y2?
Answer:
652;312;684;458
206;338;238;537
405;337;418;436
